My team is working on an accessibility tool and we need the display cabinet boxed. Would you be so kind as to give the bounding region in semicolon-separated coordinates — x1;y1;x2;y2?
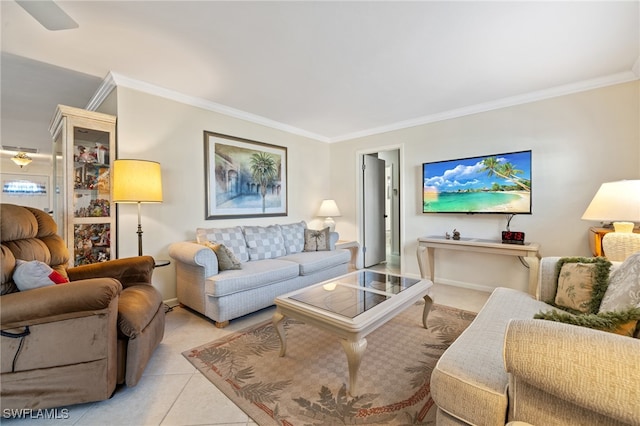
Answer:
49;105;116;266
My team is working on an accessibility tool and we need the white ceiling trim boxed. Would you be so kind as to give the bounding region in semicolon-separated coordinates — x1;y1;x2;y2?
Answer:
331;70;640;143
107;72;331;143
94;69;639;145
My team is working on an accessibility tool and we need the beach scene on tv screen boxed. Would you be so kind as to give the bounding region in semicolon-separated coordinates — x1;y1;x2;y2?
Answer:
423;151;531;213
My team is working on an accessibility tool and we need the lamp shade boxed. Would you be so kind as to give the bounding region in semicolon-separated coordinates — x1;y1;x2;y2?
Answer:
112;159;163;203
581;180;640;223
317;199;341;217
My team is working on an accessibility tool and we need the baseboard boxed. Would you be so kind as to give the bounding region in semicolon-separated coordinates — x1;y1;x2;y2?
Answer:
163;297;179;308
435;278;495;293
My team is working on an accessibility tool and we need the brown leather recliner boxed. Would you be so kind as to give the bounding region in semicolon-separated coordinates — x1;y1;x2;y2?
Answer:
0;204;165;410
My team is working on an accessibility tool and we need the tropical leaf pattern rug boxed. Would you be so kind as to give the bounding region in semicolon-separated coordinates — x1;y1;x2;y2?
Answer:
184;302;475;425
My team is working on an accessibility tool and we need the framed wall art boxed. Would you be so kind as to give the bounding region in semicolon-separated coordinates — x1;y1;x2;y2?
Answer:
204;131;288;219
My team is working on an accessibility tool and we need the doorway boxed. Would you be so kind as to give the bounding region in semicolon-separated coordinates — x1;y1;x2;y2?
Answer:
358;147;401;273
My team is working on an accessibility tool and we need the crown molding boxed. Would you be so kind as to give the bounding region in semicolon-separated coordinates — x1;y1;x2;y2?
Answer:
106;72;331;143
85;72;117;111
90;69;639;144
329;70;640;143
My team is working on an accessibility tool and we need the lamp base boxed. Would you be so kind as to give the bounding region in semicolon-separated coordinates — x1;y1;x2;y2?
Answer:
613;222;634;233
323;217;336;233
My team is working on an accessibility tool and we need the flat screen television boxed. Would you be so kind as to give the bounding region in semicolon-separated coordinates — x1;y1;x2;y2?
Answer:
422;150;532;214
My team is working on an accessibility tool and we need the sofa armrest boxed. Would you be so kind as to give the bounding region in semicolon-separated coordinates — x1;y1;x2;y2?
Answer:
504;319;640;424
67;256;155;288
537;257;561;302
330;232;338;250
168;242;219;276
0;278;122;328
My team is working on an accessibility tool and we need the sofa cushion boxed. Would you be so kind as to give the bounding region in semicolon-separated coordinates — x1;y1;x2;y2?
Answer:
599;252;640;312
304;228;330;251
205;259;300;297
196;226;249;263
243;225;286;260
279;249;350;276
279;221;306;254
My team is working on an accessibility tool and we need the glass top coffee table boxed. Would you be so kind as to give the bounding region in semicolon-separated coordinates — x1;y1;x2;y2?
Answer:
273;269;434;396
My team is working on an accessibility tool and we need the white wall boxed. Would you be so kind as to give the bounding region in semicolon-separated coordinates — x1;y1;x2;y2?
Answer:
113;87;332;301
329;81;640;292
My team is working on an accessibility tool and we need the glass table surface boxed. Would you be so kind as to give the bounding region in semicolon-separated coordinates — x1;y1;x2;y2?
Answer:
288;270;421;319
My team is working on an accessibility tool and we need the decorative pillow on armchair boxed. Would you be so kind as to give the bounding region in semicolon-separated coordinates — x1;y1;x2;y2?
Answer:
599;252;640;313
553;257;611;314
13;259;69;291
304;228;330;252
534;307;640;337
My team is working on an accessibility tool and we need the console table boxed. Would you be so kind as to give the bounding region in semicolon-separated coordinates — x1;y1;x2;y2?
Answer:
417;236;541;296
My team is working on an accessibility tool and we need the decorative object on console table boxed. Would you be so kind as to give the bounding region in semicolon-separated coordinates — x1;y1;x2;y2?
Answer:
317;199;341;232
112;159;163;256
502;213;525;244
582;180;640;259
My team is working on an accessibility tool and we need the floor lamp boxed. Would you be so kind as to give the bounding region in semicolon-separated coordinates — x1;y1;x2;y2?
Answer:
112;159;163;256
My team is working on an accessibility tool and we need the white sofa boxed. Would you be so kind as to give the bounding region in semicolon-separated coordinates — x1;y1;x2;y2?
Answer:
168;222;355;327
431;254;640;425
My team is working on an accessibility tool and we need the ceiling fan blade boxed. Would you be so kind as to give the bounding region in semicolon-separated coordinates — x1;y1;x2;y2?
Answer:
16;0;78;31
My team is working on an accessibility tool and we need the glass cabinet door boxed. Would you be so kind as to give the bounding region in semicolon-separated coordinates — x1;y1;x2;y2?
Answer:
50;105;116;266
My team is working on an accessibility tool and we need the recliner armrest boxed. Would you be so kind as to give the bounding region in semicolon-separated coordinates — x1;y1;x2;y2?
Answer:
67;256;155;288
0;278;121;328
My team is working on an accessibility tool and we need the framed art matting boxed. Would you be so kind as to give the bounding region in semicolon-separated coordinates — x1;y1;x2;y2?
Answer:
204;131;288;219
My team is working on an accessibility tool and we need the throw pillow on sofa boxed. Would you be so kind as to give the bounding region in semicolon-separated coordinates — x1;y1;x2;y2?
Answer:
553;257;611;314
304;228;330;252
196;226;249;263
279;221;307;254
13;259;69;291
243;225;287;260
200;241;241;271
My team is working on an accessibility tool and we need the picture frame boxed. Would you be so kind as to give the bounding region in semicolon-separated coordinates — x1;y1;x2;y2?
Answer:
204;131;288;219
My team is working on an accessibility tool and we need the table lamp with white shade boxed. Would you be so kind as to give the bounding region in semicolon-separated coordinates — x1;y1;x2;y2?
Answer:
581;180;640;232
112;159;163;256
317;199;341;232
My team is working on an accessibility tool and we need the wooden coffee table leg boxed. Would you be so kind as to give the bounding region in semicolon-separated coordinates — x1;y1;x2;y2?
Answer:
423;291;434;329
340;338;367;397
272;311;287;357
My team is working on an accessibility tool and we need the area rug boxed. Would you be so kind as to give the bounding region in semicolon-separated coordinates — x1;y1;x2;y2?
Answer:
183;302;475;425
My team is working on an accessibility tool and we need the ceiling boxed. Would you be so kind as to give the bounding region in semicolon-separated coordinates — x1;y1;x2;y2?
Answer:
2;1;639;155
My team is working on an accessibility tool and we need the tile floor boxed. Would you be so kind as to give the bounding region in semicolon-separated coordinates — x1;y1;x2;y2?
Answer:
4;269;490;426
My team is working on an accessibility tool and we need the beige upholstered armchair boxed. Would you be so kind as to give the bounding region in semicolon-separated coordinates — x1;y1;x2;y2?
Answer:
0;204;165;410
602;231;640;261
